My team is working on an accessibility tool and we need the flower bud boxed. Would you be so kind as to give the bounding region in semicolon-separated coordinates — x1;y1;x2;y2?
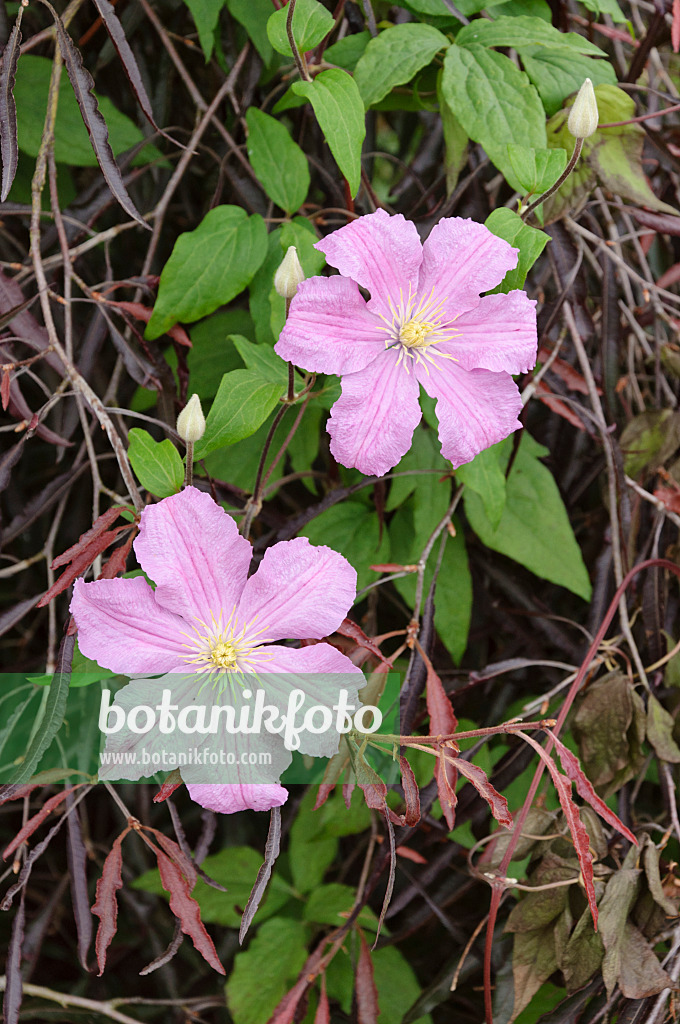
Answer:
568;78;598;140
176;393;205;443
274;246;305;299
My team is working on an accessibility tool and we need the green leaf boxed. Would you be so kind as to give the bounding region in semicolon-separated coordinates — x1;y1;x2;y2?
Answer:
245;108;309;215
572;672;646;794
249;219;325;345
230;335;289;387
291;69;366;197
183;310;253;400
14;55;161;167
145;206;267;339
132;845;294;927
182;0;226;61
506;144;567;195
441;45;546;192
545;85;680;220
646;694;680;764
619;410;680;480
194;369;283;458
402;0;504;14
464;432;592;600
580;0;627;23
8;641;73;786
371;946;434;1024
127;428;184;498
226;918;308;1024
302;501;388;593
439;78;468;195
304;883;379;930
324;30;370;72
488;0;551;19
226;0;273;64
456;443;506;529
266;0;334;57
456;15;606;55
392;509;472;664
289;788;339;892
387;430;471;662
353;24;448;108
520;46;616;117
485;207;550;291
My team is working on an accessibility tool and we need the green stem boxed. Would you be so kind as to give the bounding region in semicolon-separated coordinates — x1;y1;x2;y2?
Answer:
521;137;583;221
184;440;194;488
286;0;311;82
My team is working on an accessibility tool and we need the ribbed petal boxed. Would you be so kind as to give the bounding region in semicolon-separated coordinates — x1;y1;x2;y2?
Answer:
246;642;365;757
417;218;518;318
417;362;523;469
134;487;252;625
186;782;288;814
70;577;187;674
316;209;423;320
328;347;421;475
237;538;357;643
276;277;385;375
442;291;538;373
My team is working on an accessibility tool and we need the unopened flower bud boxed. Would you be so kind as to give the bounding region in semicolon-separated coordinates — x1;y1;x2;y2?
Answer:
568;78;598;140
274;246;305;299
176;393;205;443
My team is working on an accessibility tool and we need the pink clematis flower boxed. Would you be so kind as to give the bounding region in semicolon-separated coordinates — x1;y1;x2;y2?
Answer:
275;210;538;476
70;487;363;814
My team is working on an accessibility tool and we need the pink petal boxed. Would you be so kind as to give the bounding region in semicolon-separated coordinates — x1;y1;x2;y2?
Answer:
417;362;523;469
445;291;538;373
327;347;421;475
237;538;357;643
315;209;423;319
417;218;518;317
186;783;288;814
134;487;252;625
247;642;365;758
275;277;385;375
70;577;187;674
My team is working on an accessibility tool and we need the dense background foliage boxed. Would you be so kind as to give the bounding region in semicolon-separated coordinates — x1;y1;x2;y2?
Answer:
1;0;680;1022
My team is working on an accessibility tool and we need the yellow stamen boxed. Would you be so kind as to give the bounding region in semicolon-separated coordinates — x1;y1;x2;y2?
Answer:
376;282;461;370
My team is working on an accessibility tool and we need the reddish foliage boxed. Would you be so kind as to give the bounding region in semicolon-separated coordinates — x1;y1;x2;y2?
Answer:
314;975;330;1024
104;299;192;347
336;618;391;665
153;780;182;804
395;846;427;864
37;521;129;607
92;827;130;976
452;760;513;830
97;529;136;579
519;732;598;929
424;656;458;830
653;483;680;514
1;366;10;410
535;381;588;431
398;755;421;827
356;929;379;1024
154;847;224;974
52;506;122;568
674;0;680;52
3;784;87;860
548;732;636;845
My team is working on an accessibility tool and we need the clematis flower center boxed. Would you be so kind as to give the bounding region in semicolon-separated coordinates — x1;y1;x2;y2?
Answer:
377;284;460;373
179;608;273;682
210;639;240;669
399;318;439;349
